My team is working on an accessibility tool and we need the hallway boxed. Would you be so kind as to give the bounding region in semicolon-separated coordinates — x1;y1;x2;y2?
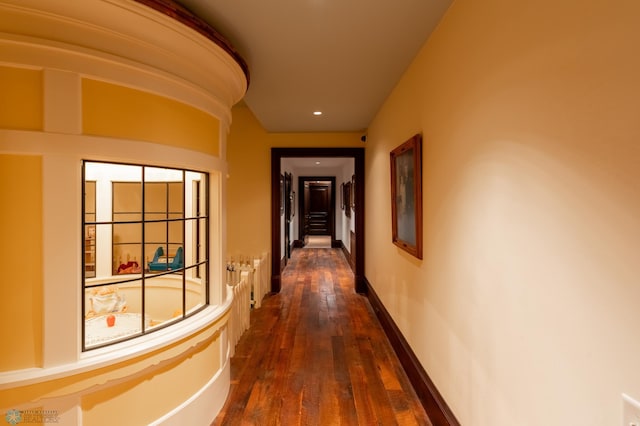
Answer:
213;247;431;425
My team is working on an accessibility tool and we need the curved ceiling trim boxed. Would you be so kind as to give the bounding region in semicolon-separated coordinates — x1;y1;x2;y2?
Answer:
133;0;250;87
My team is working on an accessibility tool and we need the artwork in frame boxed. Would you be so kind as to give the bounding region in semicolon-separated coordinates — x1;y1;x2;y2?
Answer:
343;181;351;218
340;183;345;210
284;172;293;220
390;133;423;259
351;174;356;209
280;174;284;216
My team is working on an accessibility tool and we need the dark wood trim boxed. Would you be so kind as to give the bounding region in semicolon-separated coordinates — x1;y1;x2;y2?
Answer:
271;147;365;294
338;241;353;272
365;277;460;426
271;152;283;292
353;149;365;293
340;241;349;259
298;176;337;242
292;239;304;249
349;230;357;271
133;0;250;86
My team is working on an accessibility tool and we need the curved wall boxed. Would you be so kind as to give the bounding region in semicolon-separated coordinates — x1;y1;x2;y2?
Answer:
82;79;221;155
0;0;247;424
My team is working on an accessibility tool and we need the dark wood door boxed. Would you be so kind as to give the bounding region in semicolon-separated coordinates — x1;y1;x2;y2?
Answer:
304;182;331;235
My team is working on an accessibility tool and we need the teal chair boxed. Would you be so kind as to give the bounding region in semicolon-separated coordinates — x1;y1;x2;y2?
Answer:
148;246;164;270
170;247;184;270
148;246;183;271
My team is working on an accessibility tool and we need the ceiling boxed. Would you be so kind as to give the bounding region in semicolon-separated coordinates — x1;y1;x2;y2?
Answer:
180;0;452;133
283;157;352;170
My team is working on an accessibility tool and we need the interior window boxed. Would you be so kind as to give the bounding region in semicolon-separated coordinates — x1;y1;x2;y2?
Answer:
82;161;209;350
84;181;96;278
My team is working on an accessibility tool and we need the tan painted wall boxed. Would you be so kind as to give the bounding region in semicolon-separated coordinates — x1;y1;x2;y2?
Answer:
365;0;640;424
0;155;43;371
82;79;220;156
226;104;362;260
0;66;43;130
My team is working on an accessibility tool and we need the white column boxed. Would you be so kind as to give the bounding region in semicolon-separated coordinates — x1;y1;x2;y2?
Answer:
42;70;83;366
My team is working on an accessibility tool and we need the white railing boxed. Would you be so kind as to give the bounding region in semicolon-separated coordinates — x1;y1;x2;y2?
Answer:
225;253;270;355
226;274;249;355
252;252;270;308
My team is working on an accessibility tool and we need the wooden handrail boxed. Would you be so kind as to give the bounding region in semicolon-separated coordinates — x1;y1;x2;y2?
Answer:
133;0;250;86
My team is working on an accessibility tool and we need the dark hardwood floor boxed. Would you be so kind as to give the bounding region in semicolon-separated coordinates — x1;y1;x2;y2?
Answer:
213;247;431;426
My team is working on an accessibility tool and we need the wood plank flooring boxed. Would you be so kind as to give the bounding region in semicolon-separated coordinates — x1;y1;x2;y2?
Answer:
212;247;431;426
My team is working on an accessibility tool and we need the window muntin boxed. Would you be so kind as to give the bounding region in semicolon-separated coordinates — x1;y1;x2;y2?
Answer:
84;181;97;278
82;161;209;351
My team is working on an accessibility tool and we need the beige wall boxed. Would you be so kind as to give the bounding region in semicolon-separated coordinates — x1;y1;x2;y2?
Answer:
82;79;221;156
0;66;42;130
226;104;362;260
0;155;43;371
365;0;640;424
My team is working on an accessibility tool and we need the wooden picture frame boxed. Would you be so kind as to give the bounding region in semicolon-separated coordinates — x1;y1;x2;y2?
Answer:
340;182;345;210
343;182;351;218
284;172;293;220
280;174;284;215
351;174;356;209
390;133;423;259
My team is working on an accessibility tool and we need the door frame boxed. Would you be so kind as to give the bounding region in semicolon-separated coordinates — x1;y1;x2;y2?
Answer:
298;176;336;244
271;147;365;293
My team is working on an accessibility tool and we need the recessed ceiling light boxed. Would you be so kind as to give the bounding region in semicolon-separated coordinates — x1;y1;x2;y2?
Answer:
313;111;322;116
315;161;321;165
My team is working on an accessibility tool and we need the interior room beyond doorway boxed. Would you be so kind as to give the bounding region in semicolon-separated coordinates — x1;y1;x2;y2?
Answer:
303;235;332;249
271;147;366;294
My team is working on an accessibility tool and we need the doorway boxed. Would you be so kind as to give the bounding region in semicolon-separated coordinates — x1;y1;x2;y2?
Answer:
299;177;336;244
271;147;365;294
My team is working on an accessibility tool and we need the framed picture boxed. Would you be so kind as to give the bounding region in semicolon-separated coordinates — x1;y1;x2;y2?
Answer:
280;174;284;216
351;174;356;209
343;181;351;218
390;133;423;259
284;172;293;220
340;183;345;210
